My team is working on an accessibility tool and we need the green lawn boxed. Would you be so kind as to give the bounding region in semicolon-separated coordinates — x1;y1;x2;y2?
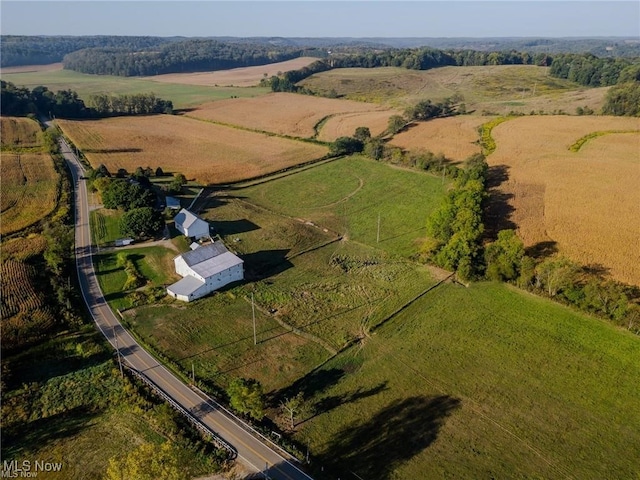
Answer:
93;246;179;311
239;155;449;258
295;282;640;479
90;209;122;246
1;68;269;109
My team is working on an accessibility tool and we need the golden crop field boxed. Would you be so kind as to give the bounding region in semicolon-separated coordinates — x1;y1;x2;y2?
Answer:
56;115;328;184
189;92;392;138
144;57;319;87
316;110;401;142
1;116;43;148
0;153;58;235
389;116;487;161
489;115;640;285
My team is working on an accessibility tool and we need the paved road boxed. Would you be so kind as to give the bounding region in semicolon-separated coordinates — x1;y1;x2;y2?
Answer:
61;138;314;480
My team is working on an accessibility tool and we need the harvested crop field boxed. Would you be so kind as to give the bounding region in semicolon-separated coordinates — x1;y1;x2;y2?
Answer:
144;57;319;87
1;116;42;148
389;116;487;161
188;92;392;138
316;110;401;142
0;63;63;74
0;153;58;235
489;115;640;285
56;115;328;184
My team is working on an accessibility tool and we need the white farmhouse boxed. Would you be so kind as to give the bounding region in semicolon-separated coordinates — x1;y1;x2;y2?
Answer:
167;242;244;302
174;208;210;240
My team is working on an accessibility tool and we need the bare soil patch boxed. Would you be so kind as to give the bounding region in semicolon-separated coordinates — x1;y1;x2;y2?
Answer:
0;63;63;74
489;115;640;285
389;116;486;160
143;57;319;87
189;92;391;138
57;115;327;185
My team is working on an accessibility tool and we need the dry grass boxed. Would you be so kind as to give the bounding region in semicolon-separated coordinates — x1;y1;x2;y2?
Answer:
56;115;328;184
389;116;487;160
1;116;43;148
0;153;58;235
489;115;640;285
317;110;402;142
188;92;391;138
143;57;319;87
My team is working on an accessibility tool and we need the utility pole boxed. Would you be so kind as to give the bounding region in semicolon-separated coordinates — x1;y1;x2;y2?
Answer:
192;362;195;384
113;326;123;379
376;213;381;243
252;293;257;345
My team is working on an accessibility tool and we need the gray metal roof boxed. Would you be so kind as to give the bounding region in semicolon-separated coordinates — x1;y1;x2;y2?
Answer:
181;241;230;267
167;275;205;296
190;251;243;278
174;208;207;230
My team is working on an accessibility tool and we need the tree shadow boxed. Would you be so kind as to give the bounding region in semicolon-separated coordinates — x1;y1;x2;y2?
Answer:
272;368;346;405
315;395;461;479
241;249;292;281
484;165;516;241
84;148;142;154
212;219;260;236
525;240;558;260
485;164;510;189
309;382;388;422
581;263;611;279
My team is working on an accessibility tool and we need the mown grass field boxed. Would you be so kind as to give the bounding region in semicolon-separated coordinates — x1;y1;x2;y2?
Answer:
56;115;328;184
489;115;640;285
188;92;393;138
89;209;123;246
238;155;449;257
299;65;607;114
296;281;640;479
0;66;269;109
0;116;58;235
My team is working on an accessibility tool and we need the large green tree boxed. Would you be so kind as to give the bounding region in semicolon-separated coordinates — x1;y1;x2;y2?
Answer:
102;179;156;211
120;207;164;238
226;378;265;420
484;229;526;281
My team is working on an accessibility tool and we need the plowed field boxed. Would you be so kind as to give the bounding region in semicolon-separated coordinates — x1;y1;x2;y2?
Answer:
489;115;640;285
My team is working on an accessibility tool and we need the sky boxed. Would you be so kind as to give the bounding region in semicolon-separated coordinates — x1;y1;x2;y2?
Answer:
1;1;639;38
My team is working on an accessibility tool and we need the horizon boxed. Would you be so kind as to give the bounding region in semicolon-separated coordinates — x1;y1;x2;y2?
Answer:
1;1;639;38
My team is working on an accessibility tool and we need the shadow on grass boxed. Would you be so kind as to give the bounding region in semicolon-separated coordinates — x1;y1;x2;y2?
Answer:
1;406;99;459
212;219;260;236
242;249;292;281
315;395;461;479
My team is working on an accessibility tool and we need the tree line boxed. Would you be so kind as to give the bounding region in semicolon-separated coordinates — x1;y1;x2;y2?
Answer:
1;81;172;118
62;39;315;76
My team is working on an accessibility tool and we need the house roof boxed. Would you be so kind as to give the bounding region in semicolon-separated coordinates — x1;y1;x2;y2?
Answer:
174;208;207;230
167;275;205;297
166;196;181;209
178;241;244;279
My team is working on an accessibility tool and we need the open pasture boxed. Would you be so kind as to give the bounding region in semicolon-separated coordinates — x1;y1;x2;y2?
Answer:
239;155;449;257
489;115;640;285
0;67;269;109
389;115;487;160
296;281;640;479
0;153;58;235
299;65;603;113
144;56;319;87
1;116;43;148
188;92;392;138
56;115;328;184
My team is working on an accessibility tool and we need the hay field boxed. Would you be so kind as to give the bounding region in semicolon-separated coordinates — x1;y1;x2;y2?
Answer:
0;63;63;73
1;116;43;148
188;92;392;138
316;110;402;142
299;65;604;113
144;57;319;87
1;152;58;235
489;115;640;285
56;115;328;184
389;116;487;160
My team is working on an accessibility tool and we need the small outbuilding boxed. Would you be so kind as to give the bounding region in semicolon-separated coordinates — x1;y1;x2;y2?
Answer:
166;196;181;210
174;208;209;240
167;241;244;302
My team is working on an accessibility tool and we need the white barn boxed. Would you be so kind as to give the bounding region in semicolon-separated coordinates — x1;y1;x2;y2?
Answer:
167;242;244;302
174;208;209;240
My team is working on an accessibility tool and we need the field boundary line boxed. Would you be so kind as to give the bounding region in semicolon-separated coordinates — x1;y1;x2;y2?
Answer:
568;129;639;152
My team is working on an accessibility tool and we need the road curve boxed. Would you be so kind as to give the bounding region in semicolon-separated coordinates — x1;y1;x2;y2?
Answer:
61;138;313;480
